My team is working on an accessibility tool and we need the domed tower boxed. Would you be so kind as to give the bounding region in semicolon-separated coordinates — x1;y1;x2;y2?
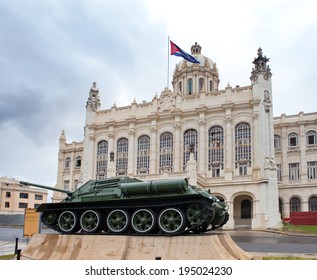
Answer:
172;42;220;95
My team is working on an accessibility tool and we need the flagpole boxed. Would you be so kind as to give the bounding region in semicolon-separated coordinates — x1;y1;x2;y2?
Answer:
167;36;170;89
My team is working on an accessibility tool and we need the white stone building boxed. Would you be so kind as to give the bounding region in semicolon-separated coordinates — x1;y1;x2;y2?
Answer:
55;43;317;229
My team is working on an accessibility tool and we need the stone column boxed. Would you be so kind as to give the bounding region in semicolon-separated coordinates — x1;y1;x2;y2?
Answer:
128;126;135;176
223;104;233;181
199;118;206;174
174;121;181;172
150;124;157;174
107;132;115;178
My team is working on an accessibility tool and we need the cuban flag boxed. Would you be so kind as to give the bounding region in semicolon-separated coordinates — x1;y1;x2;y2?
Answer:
170;40;200;64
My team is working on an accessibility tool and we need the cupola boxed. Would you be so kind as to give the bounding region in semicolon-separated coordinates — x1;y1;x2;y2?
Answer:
172;43;220;96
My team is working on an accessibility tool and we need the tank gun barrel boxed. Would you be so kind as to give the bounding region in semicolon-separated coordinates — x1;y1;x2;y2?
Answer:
19;181;71;194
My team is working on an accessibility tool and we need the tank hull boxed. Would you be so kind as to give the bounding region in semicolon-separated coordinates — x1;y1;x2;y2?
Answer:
23;177;229;235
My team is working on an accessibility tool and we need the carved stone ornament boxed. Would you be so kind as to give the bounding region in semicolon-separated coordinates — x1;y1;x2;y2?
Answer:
263;90;272;112
158;87;174;112
264;156;277;171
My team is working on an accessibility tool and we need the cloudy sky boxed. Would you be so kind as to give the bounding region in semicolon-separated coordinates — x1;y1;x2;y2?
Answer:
0;0;316;190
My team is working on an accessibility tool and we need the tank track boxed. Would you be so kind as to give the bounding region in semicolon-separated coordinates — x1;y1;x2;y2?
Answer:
41;197;227;236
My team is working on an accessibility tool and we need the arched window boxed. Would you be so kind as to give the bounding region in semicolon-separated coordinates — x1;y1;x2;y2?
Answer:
209;80;213;91
309;196;317;212
183;129;198;171
288;133;298;147
199;78;204;92
235;122;251;175
75;156;81;167
290;197;301;212
159;132;173;172
137;135;150;175
188;78;193;95
96;140;108;179
64;157;71;169
208;126;224;177
307;130;317;145
241;199;251;219
178;81;182;94
116;138;128;175
274;134;281;149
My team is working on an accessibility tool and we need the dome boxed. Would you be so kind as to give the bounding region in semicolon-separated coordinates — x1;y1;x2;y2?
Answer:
172;42;220;95
174;42;216;72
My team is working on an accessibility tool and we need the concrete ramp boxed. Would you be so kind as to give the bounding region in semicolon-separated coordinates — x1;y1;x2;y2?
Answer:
21;233;253;260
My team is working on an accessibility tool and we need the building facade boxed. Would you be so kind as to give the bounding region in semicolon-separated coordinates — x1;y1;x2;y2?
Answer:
54;43;317;229
0;177;48;214
274;112;317;220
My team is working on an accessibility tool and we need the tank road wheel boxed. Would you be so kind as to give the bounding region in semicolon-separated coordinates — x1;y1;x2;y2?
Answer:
186;203;210;226
158;207;185;234
80;210;102;233
41;211;57;226
131;209;156;234
106;209;129;233
58;211;78;233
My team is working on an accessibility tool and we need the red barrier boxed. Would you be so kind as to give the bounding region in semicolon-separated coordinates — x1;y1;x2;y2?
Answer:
290;212;317;225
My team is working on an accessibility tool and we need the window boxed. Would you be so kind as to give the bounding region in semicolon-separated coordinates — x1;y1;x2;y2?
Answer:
241;199;251;219
199;78;204;92
309;197;317;212
288;133;298;147
183;129;198;171
279;198;283;217
307;130;317;145
116;138;128;175
65;157;71;169
6;192;11;198
290;197;300;212
75;156;81;167
63;180;70;190
209;80;213;91
19;202;28;209
20;193;28;199
308;161;317;179
235;122;251;172
239;163;248;176
289;163;300;181
178;81;182;93
34;204;40;209
208;126;224;177
35;194;43;200
96;140;108;179
5;202;10;208
137;135;150;174
276;164;282;182
159;132;173;172
188;78;193;95
274;135;281;149
212;166;221;177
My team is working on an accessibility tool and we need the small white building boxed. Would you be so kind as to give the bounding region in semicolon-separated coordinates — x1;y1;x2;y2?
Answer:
55;43;317;229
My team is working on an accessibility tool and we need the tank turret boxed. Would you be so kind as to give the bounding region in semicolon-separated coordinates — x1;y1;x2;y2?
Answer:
20;177;229;235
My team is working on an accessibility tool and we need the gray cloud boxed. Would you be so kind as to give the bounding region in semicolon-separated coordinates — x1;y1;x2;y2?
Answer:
0;0;167;184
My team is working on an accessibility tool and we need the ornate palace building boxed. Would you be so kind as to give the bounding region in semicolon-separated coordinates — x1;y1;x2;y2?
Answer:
54;43;317;229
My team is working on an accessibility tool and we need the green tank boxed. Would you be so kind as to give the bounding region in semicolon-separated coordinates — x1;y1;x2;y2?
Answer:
20;177;229;235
